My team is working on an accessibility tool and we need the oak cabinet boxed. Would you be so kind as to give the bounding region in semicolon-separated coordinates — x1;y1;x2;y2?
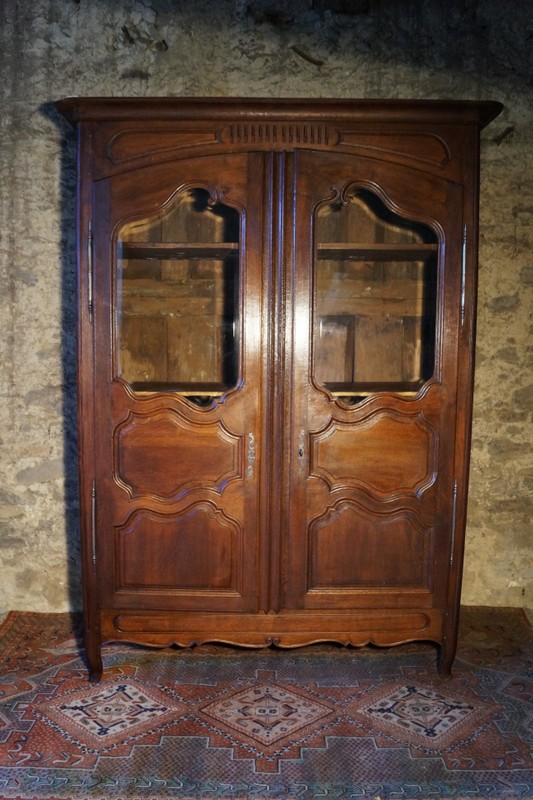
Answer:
57;97;502;681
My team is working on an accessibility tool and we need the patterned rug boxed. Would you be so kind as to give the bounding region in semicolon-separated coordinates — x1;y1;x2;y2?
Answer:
0;608;531;799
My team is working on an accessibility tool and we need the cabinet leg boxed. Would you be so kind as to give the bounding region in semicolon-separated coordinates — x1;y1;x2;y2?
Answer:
438;639;455;678
84;631;103;682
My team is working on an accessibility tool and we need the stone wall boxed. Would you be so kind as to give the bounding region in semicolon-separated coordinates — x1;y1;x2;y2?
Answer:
0;0;531;614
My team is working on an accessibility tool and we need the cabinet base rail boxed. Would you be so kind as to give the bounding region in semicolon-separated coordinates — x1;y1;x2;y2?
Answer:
84;608;456;682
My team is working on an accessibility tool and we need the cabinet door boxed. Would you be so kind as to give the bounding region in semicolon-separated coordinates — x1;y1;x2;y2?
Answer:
91;153;266;613
283;150;463;613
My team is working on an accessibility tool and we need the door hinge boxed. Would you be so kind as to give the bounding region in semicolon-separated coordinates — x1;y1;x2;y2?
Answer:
460;224;467;328
450;480;458;567
90;480;97;565
87;220;94;323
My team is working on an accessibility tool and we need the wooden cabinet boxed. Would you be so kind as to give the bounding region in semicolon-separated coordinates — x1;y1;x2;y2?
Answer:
57;97;502;681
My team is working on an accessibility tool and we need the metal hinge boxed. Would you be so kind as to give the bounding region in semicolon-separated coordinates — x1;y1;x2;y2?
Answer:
460;224;467;327
450;480;458;567
87;220;94;323
90;480;97;565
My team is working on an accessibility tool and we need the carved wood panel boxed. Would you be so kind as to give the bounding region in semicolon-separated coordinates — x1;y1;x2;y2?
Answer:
106;128;222;165
337;131;452;170
114;504;241;593
114;408;242;502
308;500;434;590
311;409;437;501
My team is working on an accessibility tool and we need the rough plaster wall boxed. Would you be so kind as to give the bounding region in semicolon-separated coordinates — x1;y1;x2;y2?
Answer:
0;0;531;614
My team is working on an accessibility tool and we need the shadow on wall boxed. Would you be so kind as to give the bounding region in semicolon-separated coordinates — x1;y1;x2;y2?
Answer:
40;101;81;612
149;0;533;87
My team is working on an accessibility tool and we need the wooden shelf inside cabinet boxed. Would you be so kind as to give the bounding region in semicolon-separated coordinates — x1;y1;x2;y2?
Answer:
317;243;438;261
129;382;227;396
325;381;425;396
120;242;239;260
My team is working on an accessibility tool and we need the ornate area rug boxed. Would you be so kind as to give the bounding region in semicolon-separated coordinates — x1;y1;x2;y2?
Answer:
0;608;531;799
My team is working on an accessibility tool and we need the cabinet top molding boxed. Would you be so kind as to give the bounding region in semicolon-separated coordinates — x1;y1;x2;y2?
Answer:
56;97;503;128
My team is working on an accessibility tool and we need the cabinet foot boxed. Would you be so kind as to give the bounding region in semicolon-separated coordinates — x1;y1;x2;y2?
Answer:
84;633;103;682
88;664;103;683
437;641;455;677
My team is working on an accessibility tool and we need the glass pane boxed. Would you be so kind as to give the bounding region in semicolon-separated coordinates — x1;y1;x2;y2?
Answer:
313;188;438;402
116;188;240;402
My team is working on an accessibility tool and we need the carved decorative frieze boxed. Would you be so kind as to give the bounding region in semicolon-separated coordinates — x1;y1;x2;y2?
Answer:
226;123;330;146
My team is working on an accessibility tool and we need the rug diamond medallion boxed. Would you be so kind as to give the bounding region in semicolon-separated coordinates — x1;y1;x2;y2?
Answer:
366;684;475;737
192;670;343;772
350;680;497;752
58;682;172;738
36;679;188;751
202;681;334;745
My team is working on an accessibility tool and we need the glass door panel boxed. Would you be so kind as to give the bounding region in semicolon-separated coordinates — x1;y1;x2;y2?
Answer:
313;188;438;403
116;187;240;403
